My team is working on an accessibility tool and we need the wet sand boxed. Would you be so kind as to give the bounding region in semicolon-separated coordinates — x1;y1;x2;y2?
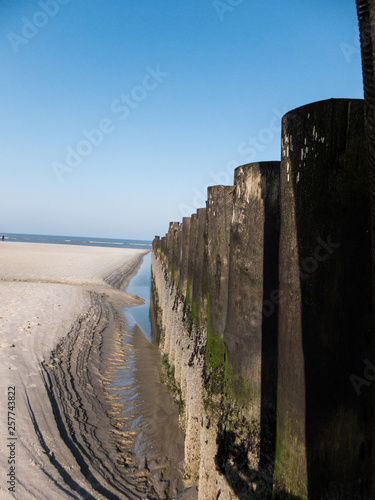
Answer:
106;323;187;498
0;242;162;498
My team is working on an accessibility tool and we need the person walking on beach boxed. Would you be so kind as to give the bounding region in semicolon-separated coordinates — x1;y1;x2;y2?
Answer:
2;235;4;241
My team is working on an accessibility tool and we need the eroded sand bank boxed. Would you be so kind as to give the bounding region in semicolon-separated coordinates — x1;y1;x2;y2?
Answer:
0;242;159;499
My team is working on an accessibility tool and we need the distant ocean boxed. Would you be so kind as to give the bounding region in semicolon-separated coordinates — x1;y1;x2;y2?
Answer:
2;233;152;250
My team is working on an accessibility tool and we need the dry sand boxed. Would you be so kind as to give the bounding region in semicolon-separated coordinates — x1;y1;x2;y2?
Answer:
0;242;159;499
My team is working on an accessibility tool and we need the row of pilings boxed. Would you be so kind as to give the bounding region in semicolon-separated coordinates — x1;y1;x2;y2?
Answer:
151;98;374;500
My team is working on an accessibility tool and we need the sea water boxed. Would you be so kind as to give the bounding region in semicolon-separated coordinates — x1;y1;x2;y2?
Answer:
124;252;152;342
1;232;152;250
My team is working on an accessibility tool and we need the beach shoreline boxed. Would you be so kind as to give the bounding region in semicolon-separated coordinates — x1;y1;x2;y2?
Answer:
0;242;153;498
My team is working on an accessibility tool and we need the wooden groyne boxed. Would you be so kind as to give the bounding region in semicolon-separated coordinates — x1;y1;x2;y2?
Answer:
151;98;374;499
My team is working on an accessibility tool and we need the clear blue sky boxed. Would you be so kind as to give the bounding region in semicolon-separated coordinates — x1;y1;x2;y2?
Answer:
0;0;363;240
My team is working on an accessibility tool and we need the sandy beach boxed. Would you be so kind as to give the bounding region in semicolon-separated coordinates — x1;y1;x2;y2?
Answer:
0;242;155;499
